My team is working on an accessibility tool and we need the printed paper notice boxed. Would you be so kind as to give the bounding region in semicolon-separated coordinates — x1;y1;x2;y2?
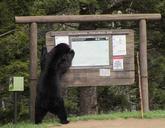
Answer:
112;35;126;56
113;57;124;70
55;36;69;45
99;69;110;76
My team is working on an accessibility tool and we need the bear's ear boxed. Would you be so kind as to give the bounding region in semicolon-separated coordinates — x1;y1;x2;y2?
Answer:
70;49;75;59
40;45;48;70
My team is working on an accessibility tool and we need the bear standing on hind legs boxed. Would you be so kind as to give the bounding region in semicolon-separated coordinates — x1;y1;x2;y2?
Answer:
35;43;75;124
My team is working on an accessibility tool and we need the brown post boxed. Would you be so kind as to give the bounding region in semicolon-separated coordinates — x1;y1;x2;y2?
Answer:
139;19;149;112
137;52;144;118
29;22;38;122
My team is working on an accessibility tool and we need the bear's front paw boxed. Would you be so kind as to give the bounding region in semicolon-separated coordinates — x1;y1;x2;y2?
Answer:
35;120;42;124
60;120;69;124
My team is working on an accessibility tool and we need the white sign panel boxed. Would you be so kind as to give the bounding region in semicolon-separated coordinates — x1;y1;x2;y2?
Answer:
112;35;126;56
99;69;110;76
113;57;124;70
55;36;69;45
71;37;109;66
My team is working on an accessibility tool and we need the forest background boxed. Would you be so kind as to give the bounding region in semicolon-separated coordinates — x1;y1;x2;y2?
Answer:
0;0;164;123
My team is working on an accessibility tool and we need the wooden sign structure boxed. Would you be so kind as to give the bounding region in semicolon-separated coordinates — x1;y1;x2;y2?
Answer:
15;14;161;121
46;30;134;87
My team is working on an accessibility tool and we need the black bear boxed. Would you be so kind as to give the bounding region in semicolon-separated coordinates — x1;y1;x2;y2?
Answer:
35;43;75;124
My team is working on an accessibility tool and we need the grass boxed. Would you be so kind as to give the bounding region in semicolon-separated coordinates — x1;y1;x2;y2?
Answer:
0;119;61;128
1;110;165;128
70;110;165;121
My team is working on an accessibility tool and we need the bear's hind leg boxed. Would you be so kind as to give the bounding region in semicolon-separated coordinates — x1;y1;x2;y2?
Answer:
35;108;47;124
50;98;69;124
57;98;69;124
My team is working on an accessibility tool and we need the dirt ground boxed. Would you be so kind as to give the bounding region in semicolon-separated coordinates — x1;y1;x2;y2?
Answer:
50;119;165;128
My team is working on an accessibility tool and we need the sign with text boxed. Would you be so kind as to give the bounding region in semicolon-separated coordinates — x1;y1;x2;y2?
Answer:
113;56;124;70
112;35;126;56
9;77;24;91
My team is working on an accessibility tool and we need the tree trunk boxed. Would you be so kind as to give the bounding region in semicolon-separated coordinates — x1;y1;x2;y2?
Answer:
79;1;98;115
79;87;98;115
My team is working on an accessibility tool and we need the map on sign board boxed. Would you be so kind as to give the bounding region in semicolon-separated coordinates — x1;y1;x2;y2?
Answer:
112;35;126;56
71;36;109;67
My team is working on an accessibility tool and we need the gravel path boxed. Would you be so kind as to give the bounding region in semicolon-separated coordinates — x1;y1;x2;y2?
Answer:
50;119;165;128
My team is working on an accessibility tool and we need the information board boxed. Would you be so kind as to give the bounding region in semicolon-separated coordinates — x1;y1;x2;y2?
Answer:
46;30;135;87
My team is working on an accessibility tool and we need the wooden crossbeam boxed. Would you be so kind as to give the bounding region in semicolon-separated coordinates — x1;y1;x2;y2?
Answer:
15;14;161;23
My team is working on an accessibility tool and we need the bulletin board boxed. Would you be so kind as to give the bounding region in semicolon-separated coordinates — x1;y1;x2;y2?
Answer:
46;29;134;87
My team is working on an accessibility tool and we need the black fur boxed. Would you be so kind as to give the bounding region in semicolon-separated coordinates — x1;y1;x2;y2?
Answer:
35;43;74;124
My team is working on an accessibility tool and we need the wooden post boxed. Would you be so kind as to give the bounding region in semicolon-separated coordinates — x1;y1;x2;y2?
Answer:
29;22;37;122
78;3;98;115
139;19;149;112
79;87;98;115
137;52;144;118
